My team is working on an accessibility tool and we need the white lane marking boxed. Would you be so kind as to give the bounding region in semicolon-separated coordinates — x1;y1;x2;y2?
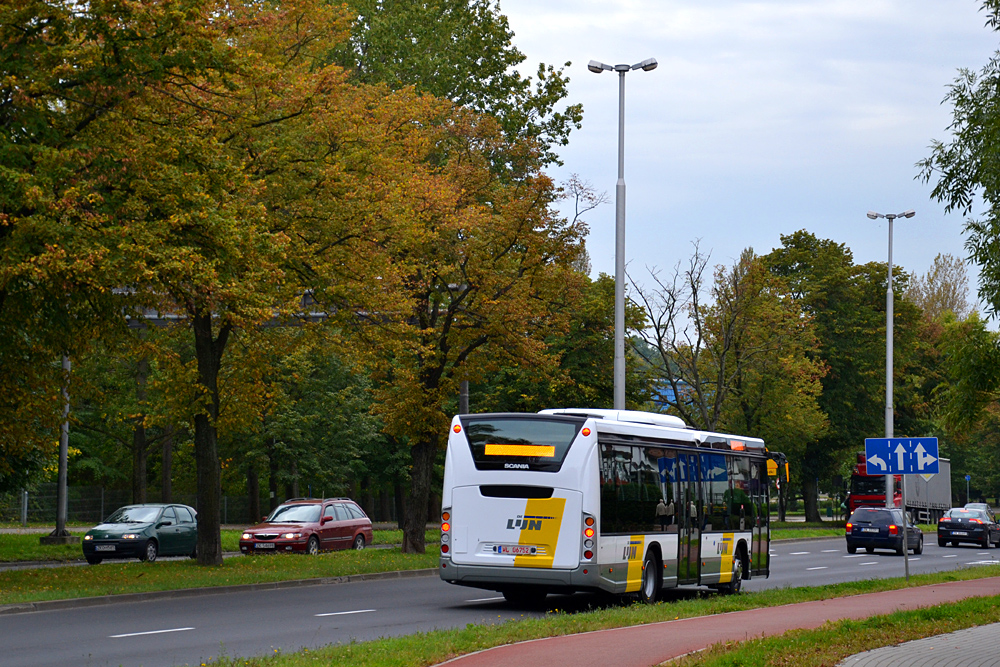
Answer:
466;596;504;603
806;566;827;571
909;558;921;561
789;552;810;555
943;554;958;558
860;562;878;566
821;549;840;553
977;552;990;555
110;627;194;639
844;554;865;558
315;609;376;617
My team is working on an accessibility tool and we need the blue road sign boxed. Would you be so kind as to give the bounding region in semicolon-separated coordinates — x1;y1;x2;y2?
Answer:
864;438;939;475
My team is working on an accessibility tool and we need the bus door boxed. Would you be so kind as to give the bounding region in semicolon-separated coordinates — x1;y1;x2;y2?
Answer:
677;452;701;582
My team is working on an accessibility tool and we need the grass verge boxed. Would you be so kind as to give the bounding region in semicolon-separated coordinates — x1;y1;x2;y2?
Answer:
198;567;1000;667
671;593;1000;666
0;546;439;606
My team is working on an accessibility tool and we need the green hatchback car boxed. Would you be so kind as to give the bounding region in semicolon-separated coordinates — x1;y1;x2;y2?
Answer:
82;504;198;564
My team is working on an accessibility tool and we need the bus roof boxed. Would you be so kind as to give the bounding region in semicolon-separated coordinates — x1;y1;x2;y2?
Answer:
537;408;766;452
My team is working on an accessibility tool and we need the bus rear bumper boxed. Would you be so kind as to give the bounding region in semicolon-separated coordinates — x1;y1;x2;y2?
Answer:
439;558;602;593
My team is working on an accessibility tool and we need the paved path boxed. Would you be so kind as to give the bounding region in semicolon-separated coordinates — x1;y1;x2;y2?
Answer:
838;623;1000;666
437;578;1000;667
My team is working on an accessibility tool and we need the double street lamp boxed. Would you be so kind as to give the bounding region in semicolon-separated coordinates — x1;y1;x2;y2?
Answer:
589;57;657;410
866;209;915;508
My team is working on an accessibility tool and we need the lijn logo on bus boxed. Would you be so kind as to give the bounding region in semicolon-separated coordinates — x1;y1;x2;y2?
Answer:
506;515;555;530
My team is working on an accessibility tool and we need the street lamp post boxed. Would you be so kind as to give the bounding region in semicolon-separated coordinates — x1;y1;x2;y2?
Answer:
868;209;915;582
589;58;657;411
867;210;915;508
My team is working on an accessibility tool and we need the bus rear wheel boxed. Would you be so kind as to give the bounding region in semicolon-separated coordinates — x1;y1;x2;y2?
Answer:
720;549;744;595
639;552;661;604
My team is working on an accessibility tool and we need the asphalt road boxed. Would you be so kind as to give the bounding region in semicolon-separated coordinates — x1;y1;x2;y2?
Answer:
2;537;998;667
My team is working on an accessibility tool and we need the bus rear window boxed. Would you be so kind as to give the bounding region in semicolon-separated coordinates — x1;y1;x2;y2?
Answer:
460;416;583;472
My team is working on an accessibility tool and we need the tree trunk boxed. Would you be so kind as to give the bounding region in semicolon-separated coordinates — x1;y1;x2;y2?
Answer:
802;477;822;523
402;438;437;553
192;309;230;566
131;356;149;504
290;460;299;499
394;481;405;530
247;464;260;525
194;412;223;565
161;426;173;503
268;439;279;512
132;425;147;504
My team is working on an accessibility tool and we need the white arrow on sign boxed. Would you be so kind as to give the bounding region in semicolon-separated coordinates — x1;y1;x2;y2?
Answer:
915;443;937;470
868;454;887;472
894;443;907;471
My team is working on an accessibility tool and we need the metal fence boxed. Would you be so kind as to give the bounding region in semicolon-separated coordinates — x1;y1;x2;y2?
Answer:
0;484;258;525
0;485;401;526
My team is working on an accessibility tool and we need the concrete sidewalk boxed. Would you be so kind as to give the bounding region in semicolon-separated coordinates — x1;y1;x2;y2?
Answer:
437;577;1000;667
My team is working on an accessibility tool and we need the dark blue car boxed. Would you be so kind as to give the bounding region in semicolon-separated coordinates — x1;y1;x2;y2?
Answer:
939;507;1000;548
846;507;922;555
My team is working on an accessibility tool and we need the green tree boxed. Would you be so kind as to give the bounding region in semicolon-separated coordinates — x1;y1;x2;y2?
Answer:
632;245;827;493
334;0;583;166
764;231;927;521
473;273;650;413
918;1;1000;316
905;253;973;321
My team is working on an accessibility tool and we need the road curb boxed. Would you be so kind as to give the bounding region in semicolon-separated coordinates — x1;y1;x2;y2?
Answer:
0;567;439;616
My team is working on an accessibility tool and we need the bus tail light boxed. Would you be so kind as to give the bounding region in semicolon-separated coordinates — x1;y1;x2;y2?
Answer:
581;513;596;561
441;508;452;556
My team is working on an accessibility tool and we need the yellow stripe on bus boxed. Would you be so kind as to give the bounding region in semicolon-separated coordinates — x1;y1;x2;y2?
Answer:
718;533;735;583
484;444;556;457
625;535;646;592
513;497;566;569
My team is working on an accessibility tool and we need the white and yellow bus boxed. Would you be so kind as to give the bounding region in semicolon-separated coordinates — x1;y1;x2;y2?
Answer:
439;408;780;605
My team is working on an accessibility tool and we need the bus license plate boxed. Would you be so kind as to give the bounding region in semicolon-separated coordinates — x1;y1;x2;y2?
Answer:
497;545;536;555
256;542;275;549
953;531;968;536
861;528;879;533
95;545;116;552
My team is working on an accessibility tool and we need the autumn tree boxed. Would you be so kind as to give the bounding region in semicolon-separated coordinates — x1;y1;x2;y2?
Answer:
0;0;203;494
345;112;589;552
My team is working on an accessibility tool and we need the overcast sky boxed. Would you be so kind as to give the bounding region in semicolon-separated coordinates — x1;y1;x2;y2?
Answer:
500;0;999;311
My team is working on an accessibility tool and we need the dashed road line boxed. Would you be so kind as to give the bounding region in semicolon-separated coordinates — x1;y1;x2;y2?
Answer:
315;609;376;617
806;566;827;571
110;627;194;639
466;596;504;603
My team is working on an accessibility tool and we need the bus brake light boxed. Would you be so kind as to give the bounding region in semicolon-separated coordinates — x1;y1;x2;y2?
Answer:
453;425;462;433
584;527;594;538
441;522;450;533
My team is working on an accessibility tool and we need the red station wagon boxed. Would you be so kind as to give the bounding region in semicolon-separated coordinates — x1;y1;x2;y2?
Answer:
239;498;374;555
